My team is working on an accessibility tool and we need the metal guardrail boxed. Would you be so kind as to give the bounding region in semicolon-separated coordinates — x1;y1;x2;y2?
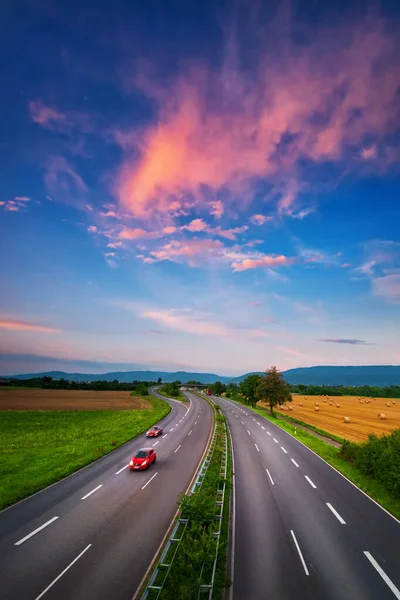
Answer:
141;415;220;600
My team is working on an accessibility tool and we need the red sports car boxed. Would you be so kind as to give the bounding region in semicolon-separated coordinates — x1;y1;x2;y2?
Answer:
129;448;157;471
146;425;163;438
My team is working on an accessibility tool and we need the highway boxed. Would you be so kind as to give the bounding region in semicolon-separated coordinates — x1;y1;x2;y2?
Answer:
215;396;400;600
0;391;212;600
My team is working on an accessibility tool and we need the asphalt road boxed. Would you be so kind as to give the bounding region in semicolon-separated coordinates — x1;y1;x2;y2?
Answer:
0;390;212;600
215;396;400;600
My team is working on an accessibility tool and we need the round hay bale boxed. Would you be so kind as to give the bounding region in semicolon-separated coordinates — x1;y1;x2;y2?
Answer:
392;400;396;404
288;406;293;411
299;402;303;406
336;403;340;408
343;416;350;423
359;400;363;404
329;402;333;406
379;413;387;420
315;402;319;407
386;403;391;407
323;399;326;403
314;406;319;412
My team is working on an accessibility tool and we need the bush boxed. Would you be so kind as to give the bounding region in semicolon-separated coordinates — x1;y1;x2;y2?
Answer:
340;429;400;498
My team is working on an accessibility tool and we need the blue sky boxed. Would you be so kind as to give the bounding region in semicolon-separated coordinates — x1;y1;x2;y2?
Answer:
1;0;399;376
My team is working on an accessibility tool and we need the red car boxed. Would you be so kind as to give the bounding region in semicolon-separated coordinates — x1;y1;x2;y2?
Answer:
129;448;156;471
146;425;163;438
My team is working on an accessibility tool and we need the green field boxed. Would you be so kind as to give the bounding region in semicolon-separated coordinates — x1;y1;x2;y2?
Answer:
0;395;170;510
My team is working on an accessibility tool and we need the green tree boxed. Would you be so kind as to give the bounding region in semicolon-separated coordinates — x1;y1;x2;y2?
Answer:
239;374;261;407
157;377;162;384
212;381;226;396
256;366;292;415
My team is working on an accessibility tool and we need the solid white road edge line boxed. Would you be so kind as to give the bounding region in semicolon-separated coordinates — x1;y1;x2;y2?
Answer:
34;544;92;600
326;502;346;524
115;464;129;475
290;530;309;576
228;424;236;600
266;469;274;486
281;447;287;454
142;472;158;490
305;476;317;489
81;485;103;500
291;458;299;468
255;443;260;452
15;516;59;546
363;551;400;599
174;445;181;453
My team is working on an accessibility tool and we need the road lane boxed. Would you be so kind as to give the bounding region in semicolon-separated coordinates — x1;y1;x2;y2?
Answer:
0;391;213;600
215;396;400;600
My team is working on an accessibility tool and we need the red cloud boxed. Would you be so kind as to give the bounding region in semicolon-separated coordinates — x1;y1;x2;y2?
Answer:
0;319;60;333
232;255;293;272
117;17;400;220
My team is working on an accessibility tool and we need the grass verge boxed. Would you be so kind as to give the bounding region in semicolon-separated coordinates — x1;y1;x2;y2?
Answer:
157;387;187;402
231;399;400;521
144;405;232;599
0;394;170;510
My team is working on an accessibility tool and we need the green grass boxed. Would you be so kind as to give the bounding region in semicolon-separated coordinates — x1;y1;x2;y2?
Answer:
157;387;187;402
238;402;400;520
0;395;170;510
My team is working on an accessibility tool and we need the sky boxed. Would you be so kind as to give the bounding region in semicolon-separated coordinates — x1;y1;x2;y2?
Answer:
0;0;399;376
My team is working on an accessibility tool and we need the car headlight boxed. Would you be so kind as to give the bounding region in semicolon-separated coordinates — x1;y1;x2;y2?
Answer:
142;460;148;465
129;460;133;466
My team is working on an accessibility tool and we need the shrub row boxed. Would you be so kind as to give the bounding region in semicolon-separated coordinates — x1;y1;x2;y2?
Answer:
340;429;400;498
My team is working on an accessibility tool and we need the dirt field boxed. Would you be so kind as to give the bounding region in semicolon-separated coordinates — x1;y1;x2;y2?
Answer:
270;394;400;442
0;388;153;411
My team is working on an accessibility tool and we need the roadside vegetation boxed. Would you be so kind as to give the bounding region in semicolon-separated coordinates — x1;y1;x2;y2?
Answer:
144;404;232;599
158;381;187;402
0;394;170;510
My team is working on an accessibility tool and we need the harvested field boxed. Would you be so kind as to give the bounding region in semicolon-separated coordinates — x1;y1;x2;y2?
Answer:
270;395;400;442
0;388;152;411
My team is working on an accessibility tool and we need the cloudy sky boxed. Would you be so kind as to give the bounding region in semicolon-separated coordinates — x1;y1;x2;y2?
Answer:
1;0;399;376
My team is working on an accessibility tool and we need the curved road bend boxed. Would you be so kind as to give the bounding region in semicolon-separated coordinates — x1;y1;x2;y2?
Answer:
0;391;212;600
215;396;400;600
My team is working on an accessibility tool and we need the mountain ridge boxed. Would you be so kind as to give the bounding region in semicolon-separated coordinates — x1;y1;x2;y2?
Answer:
3;365;400;386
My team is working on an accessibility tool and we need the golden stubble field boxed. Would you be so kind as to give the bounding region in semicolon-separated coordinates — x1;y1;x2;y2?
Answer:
271;394;400;442
0;388;153;411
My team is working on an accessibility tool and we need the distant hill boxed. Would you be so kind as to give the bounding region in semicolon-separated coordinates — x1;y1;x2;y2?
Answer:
4;365;400;387
5;370;232;384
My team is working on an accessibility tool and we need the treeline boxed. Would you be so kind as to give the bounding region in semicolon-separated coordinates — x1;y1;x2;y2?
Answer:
341;430;400;498
208;380;400;399
1;376;153;395
159;381;181;397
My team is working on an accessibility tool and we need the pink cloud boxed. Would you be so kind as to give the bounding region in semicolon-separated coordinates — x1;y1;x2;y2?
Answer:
249;214;273;225
372;274;400;304
361;146;377;160
148;238;223;265
185;218;208;232
119;227;157;240
162;226;177;234
29;100;67;128
210;200;224;219
141;308;230;337
249;301;262;307
117;17;400;221
87;225;98;233
231;254;293;272
342;263;351;268
0;319;60;334
107;241;123;249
